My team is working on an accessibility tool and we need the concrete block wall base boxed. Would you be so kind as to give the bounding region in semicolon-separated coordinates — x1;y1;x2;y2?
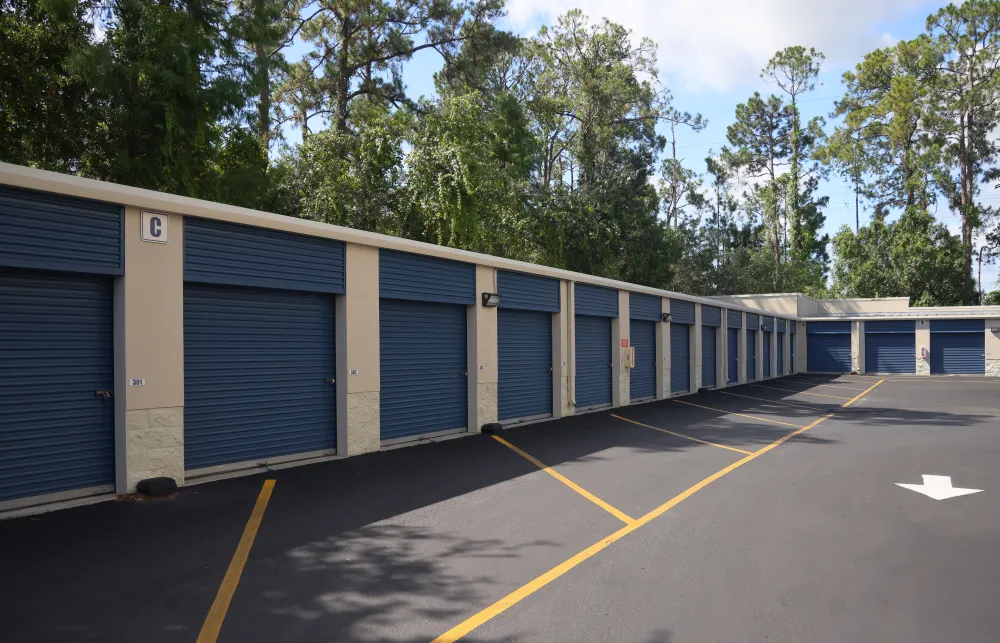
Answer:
126;407;184;492
916;357;931;376
477;382;498;427
347;392;380;456
987;360;1000;377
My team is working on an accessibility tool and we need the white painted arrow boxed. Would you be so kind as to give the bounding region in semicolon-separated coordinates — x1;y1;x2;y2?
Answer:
896;475;983;500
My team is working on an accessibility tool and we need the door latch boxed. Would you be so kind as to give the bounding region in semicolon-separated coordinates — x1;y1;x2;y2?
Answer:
325;378;335;384
95;390;113;399
460;371;468;377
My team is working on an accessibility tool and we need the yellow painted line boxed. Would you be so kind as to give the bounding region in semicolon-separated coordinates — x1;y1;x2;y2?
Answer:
432;412;836;643
197;479;275;643
719;390;827;412
610;414;753;455
748;383;852;400
842;378;884;407
774;380;868;392
492;435;635;525
671;398;806;429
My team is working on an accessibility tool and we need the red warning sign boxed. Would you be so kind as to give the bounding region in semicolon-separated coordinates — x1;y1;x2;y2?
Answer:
621;338;629;347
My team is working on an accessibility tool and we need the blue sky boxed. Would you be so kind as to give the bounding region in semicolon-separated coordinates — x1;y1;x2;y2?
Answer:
285;1;999;290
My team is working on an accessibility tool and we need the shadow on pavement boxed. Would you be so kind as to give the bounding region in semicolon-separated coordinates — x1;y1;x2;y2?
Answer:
0;374;990;642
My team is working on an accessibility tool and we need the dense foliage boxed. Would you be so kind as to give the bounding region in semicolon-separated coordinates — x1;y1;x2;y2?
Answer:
3;0;1000;303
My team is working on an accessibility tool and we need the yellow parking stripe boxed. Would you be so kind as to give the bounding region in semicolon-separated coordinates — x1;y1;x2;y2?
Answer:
197;479;275;643
610;414;752;455
748;383;852;400
431;413;836;643
671;398;806;428
719;390;827;412
843;378;884;407
492;435;635;525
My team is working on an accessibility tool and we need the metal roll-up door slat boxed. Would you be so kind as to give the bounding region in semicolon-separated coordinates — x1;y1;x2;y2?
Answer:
727;328;739;383
671;324;690;394
0;269;115;503
184;284;337;470
807;322;852;373
380;299;468;440
630;319;656;400
865;322;916;374
777;333;785;375
576;315;612;409
702;326;717;388
747;330;757;381
763;331;772;378
931;330;985;374
499;309;553;422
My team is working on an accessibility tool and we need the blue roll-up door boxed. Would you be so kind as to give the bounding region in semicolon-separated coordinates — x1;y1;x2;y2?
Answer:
630;319;656;400
931;320;985;374
777;333;785;375
671;299;695;324
702;326;717;388
498;309;553;422
865;321;915;374
497;271;558;423
381;299;468;439
747;330;757;381
0;269;115;503
0;188;121;505
576;315;612;409
763;331;772;378
671;324;690;394
807;321;852;373
184;284;337;470
790;322;796;374
184;221;344;470
727;329;739;383
380;251;474;440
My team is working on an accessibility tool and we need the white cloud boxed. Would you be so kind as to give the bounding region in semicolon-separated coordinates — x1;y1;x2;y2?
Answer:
505;0;930;92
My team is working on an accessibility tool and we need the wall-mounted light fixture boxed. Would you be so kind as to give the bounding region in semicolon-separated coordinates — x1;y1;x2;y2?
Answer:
661;312;671;322
481;292;501;307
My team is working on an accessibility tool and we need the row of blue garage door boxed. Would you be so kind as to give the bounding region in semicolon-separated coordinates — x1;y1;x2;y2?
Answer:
808;320;987;374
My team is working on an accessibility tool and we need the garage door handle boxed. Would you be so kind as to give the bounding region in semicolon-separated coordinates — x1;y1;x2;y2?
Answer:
460;371;468;377
325;378;335;384
547;367;553;373
95;390;113;399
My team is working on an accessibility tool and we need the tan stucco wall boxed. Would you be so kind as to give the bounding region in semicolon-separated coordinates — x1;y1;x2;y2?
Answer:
659;298;670;398
554;280;570;417
614;291;629;407
472;266;499;430
341;244;380;455
119;207;185;491
820;298;911;314
739;313;747;384
916;321;931;375
986;319;1000;377
693;306;703;392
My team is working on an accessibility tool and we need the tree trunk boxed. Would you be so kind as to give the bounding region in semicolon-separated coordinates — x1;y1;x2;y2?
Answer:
335;15;352;134
255;42;270;151
960;111;974;305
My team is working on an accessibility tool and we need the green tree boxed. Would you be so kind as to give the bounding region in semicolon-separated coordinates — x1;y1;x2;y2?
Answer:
77;0;250;199
271;104;408;232
761;46;825;258
830;209;966;305
0;0;98;171
925;0;1000;303
276;0;505;136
